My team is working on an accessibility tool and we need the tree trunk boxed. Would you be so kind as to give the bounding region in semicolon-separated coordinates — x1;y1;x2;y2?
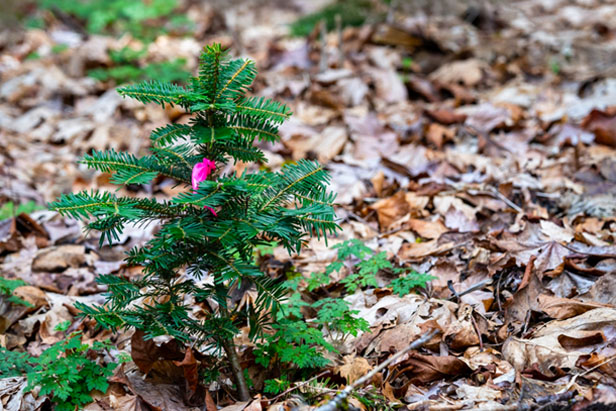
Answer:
221;337;251;401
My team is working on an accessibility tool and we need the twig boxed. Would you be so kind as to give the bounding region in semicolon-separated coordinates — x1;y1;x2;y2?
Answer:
469;312;484;351
559;354;616;394
447;278;492;301
314;329;439;411
516;382;526;411
496;271;504;313
386;0;399;24
534;391;575;411
270;371;329;402
467;187;523;214
335;14;344;67
319;19;328;73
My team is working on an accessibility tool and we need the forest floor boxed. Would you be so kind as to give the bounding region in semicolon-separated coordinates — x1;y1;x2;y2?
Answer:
1;0;616;409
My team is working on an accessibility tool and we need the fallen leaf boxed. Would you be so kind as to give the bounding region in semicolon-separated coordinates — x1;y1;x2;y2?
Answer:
429;59;489;88
424;108;467;125
503;308;616;377
31;245;85;272
173;347;204;405
581;107;616;147
425;123;455;149
393;352;472;384
337;355;372;384
537;294;611;320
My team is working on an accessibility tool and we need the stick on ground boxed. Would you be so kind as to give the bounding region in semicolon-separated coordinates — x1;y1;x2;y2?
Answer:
314;329;440;411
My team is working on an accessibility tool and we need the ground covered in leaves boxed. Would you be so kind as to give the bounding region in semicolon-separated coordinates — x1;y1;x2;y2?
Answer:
1;0;616;409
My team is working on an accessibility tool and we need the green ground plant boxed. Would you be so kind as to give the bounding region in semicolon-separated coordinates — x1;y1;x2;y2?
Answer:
37;0;190;41
0;347;35;377
257;239;433;395
25;333;116;411
290;0;385;37
88;47;190;85
0;200;44;221
310;239;435;296
0;276;32;307
50;43;339;401
0;330;116;411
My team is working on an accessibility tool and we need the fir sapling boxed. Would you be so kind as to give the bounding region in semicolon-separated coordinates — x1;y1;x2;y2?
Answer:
50;43;339;401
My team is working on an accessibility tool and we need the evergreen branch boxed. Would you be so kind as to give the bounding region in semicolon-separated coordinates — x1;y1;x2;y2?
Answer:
259;161;325;211
214;59;253;103
118;81;187;107
81;149;190;184
122;170;155;185
229;125;278;142
153;146;192;169
236;97;292;123
150;124;192;147
252;277;287;311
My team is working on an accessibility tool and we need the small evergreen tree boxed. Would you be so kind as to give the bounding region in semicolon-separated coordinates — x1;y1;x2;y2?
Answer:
50;43;339;401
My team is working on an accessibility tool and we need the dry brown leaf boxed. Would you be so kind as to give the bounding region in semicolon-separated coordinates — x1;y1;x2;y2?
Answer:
394;352;472;385
424;108;467;125
399;240;455;259
219;402;249;411
443;304;480;350
581;107;616;147
130;330;184;379
108;394;150;411
464;103;514;133
0;376;46;411
337;355;373;384
429;59;489;88
370;170;385;197
31;245;85;272
406;218;448;240
284;125;347;163
425;123;455;149
539;220;574;243
173;347;204;405
503;308;616;377
124;369;198;411
537;294;611;320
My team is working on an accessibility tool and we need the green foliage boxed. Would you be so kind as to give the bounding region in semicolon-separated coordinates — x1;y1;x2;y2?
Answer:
25;333;116;411
263;376;291;395
255;238;432;391
313;239;435;295
255;317;334;370
353;388;399;410
51;43;69;54
0;200;44;220
37;0;188;41
256;278;369;389
550;59;561;75
0;347;35;377
313;298;369;337
88;47;190;85
50;43;339;395
0;276;32;307
391;271;436;297
290;0;381;37
1;333;115;410
25;51;40;60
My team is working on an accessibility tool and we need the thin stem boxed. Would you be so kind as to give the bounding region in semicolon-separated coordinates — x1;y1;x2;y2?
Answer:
221;337;250;401
218;304;251;401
